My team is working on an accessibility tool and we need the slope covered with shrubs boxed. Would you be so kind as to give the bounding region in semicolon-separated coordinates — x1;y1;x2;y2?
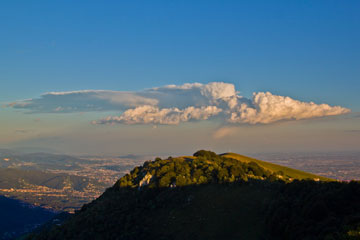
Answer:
116;150;285;189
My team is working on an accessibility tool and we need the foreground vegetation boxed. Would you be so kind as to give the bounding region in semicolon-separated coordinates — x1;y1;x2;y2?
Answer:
28;151;360;240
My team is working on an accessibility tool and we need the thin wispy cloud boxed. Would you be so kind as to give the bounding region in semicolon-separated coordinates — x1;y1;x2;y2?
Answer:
8;82;351;125
8;90;158;113
213;126;238;139
344;130;360;133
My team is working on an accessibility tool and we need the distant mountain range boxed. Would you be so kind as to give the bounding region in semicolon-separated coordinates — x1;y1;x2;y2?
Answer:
0;150;97;171
0;149;139;213
27;150;360;240
0;168;103;191
0;152;108;239
0;167;106;212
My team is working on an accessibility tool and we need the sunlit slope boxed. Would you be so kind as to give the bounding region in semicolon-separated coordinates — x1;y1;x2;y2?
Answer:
221;152;334;181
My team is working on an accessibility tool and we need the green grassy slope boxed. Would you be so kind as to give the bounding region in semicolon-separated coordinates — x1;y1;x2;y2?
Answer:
221;152;334;181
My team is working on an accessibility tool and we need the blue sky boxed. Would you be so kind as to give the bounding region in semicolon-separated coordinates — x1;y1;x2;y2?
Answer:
1;1;359;155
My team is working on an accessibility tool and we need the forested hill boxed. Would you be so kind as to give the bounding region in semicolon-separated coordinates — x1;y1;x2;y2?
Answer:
28;150;360;240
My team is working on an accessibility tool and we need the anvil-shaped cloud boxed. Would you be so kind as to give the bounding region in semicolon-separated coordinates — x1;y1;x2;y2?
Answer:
8;82;350;125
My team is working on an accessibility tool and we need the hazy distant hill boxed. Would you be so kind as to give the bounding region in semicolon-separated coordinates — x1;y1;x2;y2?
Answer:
0;167;106;212
0;150;97;171
0;168;103;191
0;149;139;213
27;150;360;240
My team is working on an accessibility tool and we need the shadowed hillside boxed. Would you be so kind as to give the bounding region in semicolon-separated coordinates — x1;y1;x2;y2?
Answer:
0;196;55;240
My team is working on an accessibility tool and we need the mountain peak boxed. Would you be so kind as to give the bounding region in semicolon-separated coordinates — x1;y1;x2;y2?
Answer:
114;150;330;190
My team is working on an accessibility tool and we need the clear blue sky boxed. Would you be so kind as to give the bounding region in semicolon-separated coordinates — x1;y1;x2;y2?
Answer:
1;1;359;155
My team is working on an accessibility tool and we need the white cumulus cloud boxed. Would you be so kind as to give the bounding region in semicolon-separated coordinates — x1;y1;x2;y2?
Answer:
7;82;350;125
93;105;222;125
228;92;350;124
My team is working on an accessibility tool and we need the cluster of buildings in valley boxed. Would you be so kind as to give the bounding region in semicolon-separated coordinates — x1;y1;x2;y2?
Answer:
0;183;102;213
0;155;150;213
47;156;148;185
